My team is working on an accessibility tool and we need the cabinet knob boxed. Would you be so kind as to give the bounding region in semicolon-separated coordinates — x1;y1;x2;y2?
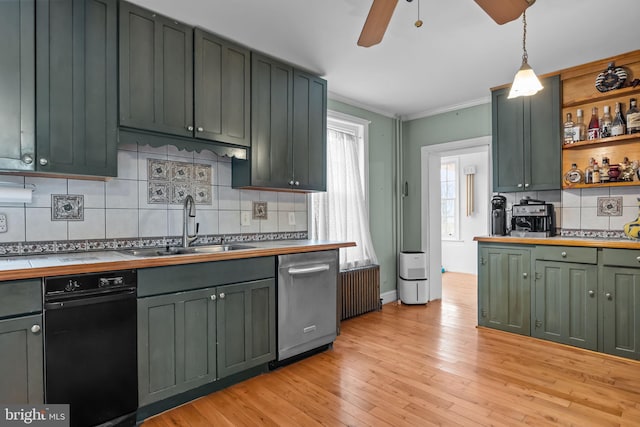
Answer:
605;292;613;300
39;158;48;166
219;292;225;299
187;125;194;132
561;251;567;258
588;290;595;297
636;256;640;263
197;127;204;132
210;294;217;301
524;183;530;188
31;324;41;334
289;180;295;186
22;154;33;165
522;272;528;278
295;181;300;186
517;183;523;188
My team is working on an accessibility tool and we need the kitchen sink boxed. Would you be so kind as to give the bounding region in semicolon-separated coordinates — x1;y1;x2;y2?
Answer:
121;244;255;257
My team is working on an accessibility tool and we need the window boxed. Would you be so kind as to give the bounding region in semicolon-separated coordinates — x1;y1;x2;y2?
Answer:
310;111;377;270
441;157;459;240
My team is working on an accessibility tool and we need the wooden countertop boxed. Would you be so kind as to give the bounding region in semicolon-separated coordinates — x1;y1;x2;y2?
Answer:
0;240;356;281
474;235;640;249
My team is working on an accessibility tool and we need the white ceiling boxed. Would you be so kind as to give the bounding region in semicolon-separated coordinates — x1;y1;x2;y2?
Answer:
129;0;640;119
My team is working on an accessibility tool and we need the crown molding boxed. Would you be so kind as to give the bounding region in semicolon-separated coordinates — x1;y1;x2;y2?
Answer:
401;96;491;121
327;92;397;119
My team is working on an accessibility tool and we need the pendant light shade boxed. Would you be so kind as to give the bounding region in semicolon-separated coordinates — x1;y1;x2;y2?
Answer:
507;11;543;99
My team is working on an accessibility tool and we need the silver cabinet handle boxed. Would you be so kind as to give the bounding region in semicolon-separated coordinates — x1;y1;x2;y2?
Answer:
187;125;194;131
219;292;225;300
197;127;204;132
31;325;41;334
295;181;300;186
588;290;595;297
522;272;528;278
524;183;529;188
636;256;640;263
210;294;216;301
605;292;612;300
289;180;295;185
22;154;33;164
288;264;331;276
39;158;48;166
517;184;523;188
561;251;567;258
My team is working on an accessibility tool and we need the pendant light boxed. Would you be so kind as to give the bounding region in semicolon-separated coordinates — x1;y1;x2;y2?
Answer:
507;10;543;99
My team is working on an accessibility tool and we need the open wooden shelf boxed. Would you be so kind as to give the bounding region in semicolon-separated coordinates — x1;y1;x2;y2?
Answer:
562;180;638;190
563;85;640;108
562;133;640;150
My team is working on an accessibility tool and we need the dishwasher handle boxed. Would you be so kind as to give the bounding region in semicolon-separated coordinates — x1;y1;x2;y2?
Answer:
287;264;331;276
44;289;136;310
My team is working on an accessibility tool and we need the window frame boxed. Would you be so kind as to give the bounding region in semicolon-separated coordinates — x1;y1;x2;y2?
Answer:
440;156;460;241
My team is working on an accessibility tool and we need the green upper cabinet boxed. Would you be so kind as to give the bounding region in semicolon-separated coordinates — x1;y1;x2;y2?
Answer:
194;29;250;147
0;0;35;172
232;54;327;191
36;0;118;176
119;1;193;138
492;75;561;192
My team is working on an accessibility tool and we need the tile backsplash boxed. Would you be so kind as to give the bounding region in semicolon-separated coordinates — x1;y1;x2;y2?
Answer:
0;143;308;248
499;186;640;238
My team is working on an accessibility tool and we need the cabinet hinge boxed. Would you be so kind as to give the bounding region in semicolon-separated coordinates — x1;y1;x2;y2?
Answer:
480;257;486;265
535;319;542;328
535;272;542;280
481;309;487;318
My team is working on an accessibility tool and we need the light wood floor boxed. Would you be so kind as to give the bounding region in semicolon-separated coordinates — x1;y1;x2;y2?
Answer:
144;272;640;426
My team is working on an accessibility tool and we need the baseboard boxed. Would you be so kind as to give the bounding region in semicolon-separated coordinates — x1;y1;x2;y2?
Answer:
380;289;397;305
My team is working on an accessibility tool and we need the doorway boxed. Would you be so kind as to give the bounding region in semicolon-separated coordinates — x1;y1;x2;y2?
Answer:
420;136;491;300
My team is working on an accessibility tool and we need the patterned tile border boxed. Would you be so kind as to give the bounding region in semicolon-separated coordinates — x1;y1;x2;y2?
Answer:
560;228;630;239
0;232;308;256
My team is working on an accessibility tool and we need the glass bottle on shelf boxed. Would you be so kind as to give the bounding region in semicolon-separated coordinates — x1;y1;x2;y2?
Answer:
563;163;584;185
584;157;595;184
573;109;586;141
592;161;601;184
588;107;600;140
563;113;574;145
611;102;626;136
600;157;610;183
600;105;612;138
627;98;640;134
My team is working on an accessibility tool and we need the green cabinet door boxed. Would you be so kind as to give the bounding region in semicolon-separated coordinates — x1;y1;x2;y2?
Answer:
35;0;117;176
292;70;327;191
217;278;276;378
137;287;217;406
0;315;43;403
492;75;561;192
0;0;35;171
119;1;193;138
533;260;597;350
602;267;640;360
478;244;531;335
194;29;250;147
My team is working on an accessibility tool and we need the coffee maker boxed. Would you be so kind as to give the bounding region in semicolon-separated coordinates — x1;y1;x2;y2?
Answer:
490;195;507;236
510;197;556;237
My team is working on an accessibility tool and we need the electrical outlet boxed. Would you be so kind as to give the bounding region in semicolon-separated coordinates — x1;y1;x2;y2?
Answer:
241;211;251;226
0;213;6;233
288;212;296;226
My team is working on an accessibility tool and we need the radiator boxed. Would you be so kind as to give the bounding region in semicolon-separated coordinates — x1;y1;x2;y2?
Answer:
338;264;381;320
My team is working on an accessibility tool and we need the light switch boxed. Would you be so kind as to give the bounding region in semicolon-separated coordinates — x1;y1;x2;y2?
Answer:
0;213;6;233
241;211;251;226
288;212;296;226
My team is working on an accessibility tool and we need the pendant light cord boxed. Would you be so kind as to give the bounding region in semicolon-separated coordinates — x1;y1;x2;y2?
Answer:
521;11;528;64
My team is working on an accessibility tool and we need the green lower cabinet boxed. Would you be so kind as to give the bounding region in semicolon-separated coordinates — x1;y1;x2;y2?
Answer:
478;245;531;335
601;267;640;360
217;279;276;378
0;314;43;404
533;261;597;350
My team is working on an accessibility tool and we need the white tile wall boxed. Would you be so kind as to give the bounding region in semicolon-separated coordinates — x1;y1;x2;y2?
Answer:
0;144;308;243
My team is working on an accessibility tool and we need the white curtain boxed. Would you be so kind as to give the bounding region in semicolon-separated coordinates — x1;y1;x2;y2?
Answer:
311;129;378;270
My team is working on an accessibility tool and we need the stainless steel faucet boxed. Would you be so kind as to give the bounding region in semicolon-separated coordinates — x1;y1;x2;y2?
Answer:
183;195;199;247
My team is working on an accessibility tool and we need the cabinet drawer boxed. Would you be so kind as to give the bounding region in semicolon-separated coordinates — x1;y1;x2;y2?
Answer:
602;248;640;268
0;279;42;318
534;246;597;264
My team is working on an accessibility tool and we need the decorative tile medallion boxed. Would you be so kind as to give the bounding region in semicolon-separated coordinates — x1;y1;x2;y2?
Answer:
597;197;623;216
171;162;193;182
194;164;211;182
171;184;192;204
193;185;211;204
147;158;212;205
253;201;268;220
148;159;169;181
148;183;169;204
52;195;84;221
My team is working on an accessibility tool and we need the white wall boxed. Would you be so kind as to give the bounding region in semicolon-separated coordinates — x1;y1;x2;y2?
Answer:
441;151;489;275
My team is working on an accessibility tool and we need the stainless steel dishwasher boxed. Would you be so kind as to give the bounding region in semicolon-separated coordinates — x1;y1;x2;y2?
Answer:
277;250;338;362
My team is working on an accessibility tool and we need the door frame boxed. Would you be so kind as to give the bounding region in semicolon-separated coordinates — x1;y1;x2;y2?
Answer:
420;136;491;300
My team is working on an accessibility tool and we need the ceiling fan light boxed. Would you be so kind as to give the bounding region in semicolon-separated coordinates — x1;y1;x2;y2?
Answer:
508;62;543;99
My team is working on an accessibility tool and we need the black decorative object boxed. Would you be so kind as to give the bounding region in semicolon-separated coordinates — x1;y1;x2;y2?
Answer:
595;62;627;93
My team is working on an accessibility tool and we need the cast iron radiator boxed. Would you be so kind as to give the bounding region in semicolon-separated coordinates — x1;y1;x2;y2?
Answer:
338;264;381;320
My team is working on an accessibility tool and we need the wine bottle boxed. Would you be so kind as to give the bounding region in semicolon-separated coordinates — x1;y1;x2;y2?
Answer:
587;107;600;140
627;98;640;134
600;105;612;138
563;113;574;145
611;102;626;136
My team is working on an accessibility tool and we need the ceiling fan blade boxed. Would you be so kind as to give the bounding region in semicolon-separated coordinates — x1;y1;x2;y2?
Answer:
357;0;399;47
474;0;536;25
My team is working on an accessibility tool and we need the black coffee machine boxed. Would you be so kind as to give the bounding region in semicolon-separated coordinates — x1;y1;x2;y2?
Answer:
491;195;507;236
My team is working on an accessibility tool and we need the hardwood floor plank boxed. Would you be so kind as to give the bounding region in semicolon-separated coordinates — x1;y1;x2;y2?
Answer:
144;272;640;426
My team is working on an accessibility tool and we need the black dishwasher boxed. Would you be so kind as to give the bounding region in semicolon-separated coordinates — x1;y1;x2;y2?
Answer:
44;270;138;427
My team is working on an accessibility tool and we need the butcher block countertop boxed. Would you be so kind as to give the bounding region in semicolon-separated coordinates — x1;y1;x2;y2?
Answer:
0;240;356;281
474;235;640;249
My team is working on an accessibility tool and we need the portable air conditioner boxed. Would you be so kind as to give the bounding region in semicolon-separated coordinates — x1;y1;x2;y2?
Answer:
398;251;428;304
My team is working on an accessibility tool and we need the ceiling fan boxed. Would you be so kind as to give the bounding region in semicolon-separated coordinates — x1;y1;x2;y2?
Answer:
357;0;536;47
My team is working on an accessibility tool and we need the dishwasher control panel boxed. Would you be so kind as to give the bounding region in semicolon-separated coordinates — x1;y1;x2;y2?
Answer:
45;269;137;298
